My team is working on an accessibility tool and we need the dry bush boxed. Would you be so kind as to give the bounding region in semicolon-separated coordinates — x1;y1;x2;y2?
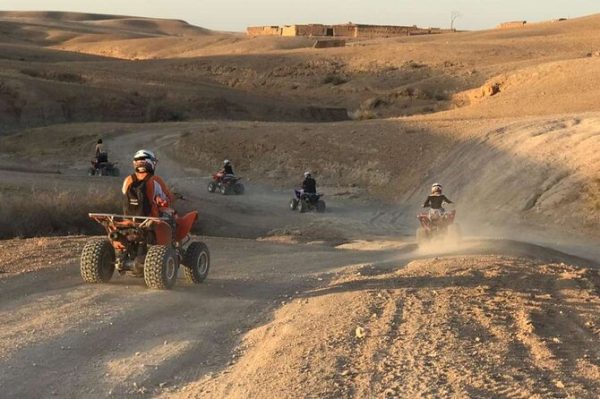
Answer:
20;68;86;84
0;185;120;238
321;73;349;86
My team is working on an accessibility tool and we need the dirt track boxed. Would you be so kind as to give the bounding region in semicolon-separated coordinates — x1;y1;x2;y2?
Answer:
2;11;600;398
2;233;599;398
1;124;600;398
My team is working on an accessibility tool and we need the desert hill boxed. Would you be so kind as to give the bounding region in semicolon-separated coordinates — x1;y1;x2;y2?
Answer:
1;10;600;399
2;12;600;132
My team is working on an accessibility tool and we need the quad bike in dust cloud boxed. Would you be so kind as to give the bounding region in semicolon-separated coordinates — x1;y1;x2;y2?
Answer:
416;207;461;246
80;210;209;289
88;152;119;176
289;188;326;213
207;172;245;195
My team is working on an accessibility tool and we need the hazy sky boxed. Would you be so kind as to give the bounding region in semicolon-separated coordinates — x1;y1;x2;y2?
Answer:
2;1;599;31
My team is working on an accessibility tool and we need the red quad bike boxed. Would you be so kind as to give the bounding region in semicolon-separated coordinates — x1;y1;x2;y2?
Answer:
416;208;461;246
80;211;210;289
207;172;245;195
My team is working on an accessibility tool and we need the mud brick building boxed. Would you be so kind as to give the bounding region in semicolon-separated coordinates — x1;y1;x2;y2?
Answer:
247;23;444;38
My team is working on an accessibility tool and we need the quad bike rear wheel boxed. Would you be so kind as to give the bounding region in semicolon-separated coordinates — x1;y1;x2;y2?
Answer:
316;200;326;213
88;167;96;176
220;184;229;195
289;198;299;210
144;245;178;289
80;239;115;283
207;182;217;193
233;182;245;195
182;242;210;284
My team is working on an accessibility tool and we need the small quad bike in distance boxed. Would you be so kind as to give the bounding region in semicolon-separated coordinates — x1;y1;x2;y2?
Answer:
88;152;119;176
207;172;245;195
289;189;326;213
416;208;461;246
80;211;209;289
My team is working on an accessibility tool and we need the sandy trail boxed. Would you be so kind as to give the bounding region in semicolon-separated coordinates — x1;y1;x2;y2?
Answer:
1;235;597;398
0;129;599;398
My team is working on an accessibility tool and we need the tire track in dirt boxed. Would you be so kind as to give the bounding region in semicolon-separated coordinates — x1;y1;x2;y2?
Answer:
185;252;600;399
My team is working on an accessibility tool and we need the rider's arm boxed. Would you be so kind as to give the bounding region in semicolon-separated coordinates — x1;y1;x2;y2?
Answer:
153;175;175;204
121;175;133;195
443;195;453;204
423;196;431;208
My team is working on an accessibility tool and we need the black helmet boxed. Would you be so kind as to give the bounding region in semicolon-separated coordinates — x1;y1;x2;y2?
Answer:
97;139;103;144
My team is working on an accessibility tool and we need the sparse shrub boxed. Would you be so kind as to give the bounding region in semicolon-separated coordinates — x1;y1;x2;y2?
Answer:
0;185;120;238
20;68;86;84
321;73;349;86
404;61;427;69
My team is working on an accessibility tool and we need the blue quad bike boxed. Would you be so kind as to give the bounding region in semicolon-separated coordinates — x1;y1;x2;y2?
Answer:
289;189;326;213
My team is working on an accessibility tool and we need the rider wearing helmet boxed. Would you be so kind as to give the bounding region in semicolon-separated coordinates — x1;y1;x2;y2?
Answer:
122;149;174;217
302;171;317;194
221;159;234;176
423;183;453;211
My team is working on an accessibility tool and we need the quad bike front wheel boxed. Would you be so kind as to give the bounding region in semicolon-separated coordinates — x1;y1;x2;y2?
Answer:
233;182;245;195
182;242;210;284
289;198;299;210
80;239;115;283
207;182;217;193
316;200;326;213
299;199;308;213
144;245;178;289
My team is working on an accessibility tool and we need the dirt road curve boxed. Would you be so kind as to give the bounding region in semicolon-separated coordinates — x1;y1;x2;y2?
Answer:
2;233;599;398
1;131;599;398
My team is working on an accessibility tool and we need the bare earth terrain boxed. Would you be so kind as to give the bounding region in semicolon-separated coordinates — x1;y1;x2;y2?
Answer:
1;11;600;399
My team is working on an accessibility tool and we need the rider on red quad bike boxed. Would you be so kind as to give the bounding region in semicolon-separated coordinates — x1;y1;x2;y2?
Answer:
220;159;235;176
122;149;174;217
208;160;245;195
82;149;209;290
416;183;459;245
423;183;453;219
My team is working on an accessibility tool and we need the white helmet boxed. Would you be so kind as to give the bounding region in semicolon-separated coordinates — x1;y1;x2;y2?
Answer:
304;171;311;178
431;182;442;194
133;149;157;173
223;159;230;165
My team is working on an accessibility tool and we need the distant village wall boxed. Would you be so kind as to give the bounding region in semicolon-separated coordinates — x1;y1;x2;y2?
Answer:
247;26;281;36
247;23;446;39
296;24;328;36
281;25;296;36
332;24;357;37
353;24;415;38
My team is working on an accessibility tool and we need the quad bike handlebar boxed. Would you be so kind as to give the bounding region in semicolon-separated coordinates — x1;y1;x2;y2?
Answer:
89;213;169;226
